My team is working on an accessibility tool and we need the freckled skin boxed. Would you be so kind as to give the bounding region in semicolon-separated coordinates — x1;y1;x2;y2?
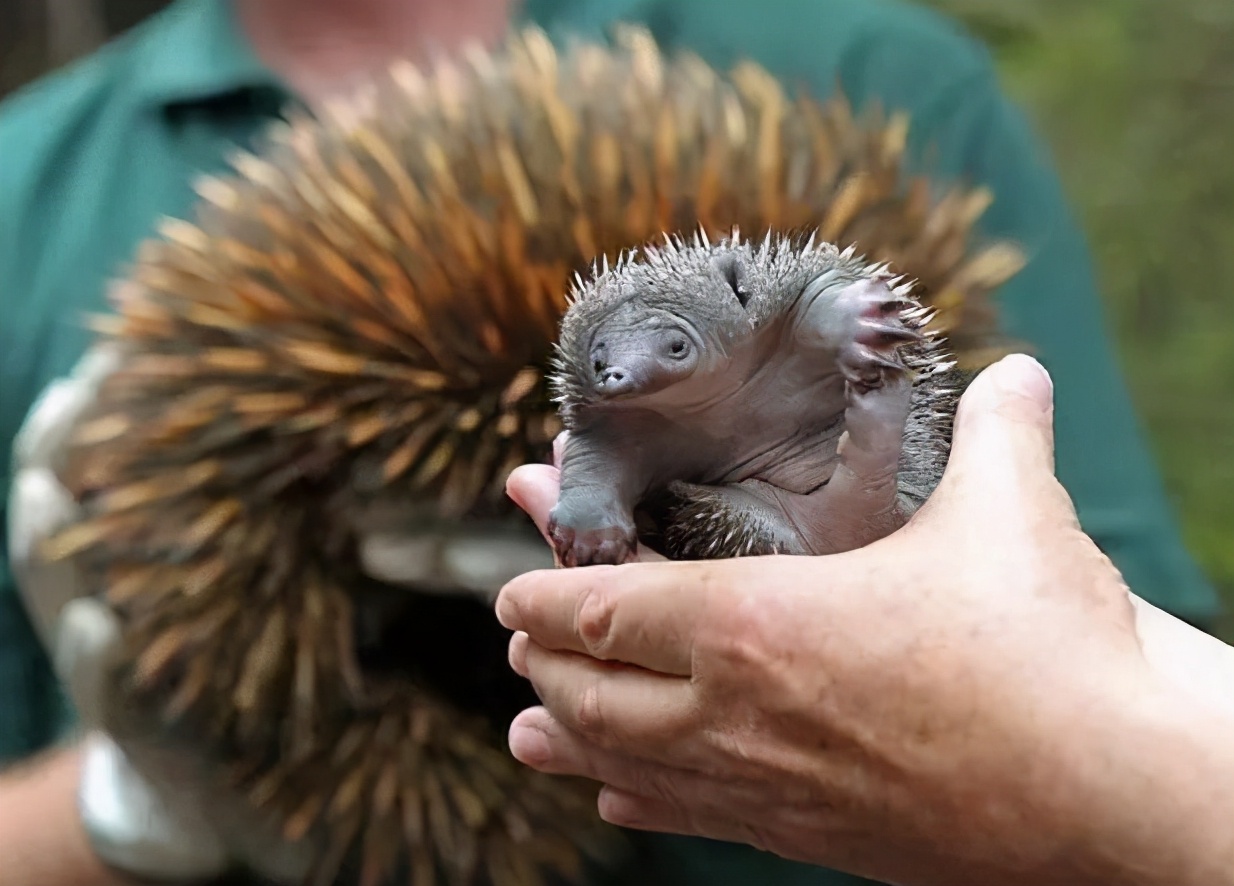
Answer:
547;232;967;567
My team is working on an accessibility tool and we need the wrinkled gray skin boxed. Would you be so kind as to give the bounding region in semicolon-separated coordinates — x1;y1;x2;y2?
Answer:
547;232;968;567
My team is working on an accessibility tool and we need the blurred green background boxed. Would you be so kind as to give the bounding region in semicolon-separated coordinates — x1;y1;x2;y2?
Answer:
925;0;1234;639
3;0;1231;637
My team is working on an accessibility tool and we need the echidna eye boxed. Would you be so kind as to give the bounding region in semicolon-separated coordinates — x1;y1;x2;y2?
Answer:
593;359;604;372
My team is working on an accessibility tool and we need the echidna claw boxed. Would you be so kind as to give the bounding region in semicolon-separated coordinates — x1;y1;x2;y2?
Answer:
857;319;925;345
877;297;916;314
839;342;909;394
547;512;638;568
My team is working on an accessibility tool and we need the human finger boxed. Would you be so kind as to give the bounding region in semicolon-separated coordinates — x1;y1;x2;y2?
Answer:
949;353;1055;474
505;463;563;549
509;708;776;832
7;465;89;647
13;344;123;477
518;636;700;752
595;786;779;852
507;706;704;797
357;518;554;594
552;431;569;469
496;559;720;674
935;354;1067;514
53;596;125;728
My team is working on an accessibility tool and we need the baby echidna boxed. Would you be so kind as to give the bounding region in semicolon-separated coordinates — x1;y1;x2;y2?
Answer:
546;232;961;569
40;24;1024;886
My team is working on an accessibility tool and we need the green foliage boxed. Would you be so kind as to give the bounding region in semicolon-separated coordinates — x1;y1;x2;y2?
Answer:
924;0;1234;633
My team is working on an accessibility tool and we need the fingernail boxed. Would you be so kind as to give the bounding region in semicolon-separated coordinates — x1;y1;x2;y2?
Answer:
494;585;520;629
508;631;529;677
508;711;553;766
597;786;642;827
994;353;1053;410
509;725;552;766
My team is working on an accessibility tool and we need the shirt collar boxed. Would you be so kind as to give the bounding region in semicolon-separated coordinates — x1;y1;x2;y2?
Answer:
131;0;288;111
129;0;655;112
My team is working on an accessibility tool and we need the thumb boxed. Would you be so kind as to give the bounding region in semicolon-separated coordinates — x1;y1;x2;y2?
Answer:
506;463;562;546
939;354;1064;509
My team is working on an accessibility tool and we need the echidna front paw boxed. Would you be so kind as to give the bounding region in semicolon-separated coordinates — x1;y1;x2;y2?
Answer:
774;371;915;555
547;506;638;568
839;370;914;469
835;276;925;394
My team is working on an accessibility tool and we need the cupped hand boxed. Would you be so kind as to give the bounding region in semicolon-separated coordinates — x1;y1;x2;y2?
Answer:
497;355;1234;886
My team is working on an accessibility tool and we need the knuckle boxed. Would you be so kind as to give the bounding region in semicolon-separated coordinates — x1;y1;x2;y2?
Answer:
574;581;619;657
705;590;777;671
573;682;607;737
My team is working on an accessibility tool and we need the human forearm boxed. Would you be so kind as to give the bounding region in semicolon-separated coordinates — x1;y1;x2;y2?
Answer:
1066;683;1234;886
1132;593;1234;719
0;744;134;886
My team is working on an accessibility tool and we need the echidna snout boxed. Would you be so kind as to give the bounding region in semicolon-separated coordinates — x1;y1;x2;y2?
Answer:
589;322;700;399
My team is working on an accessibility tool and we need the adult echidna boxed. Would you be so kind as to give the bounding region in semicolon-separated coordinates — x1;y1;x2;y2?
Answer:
39;23;1024;886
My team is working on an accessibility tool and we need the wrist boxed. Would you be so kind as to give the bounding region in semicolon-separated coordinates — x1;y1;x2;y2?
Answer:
1061;676;1234;886
1130;593;1234;719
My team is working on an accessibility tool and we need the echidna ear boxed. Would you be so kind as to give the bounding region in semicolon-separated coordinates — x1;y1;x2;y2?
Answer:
711;252;751;310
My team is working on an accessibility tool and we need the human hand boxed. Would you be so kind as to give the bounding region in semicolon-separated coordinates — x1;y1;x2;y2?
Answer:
7;345;319;882
496;354;1234;886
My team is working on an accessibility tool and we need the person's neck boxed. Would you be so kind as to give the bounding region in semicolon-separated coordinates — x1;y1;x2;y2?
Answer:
235;0;517;107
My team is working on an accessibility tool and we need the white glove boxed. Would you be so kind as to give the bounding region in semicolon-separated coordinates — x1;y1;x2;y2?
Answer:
7;346;554;883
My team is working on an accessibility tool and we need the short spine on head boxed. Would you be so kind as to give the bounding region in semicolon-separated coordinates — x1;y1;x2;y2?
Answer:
551;230;953;414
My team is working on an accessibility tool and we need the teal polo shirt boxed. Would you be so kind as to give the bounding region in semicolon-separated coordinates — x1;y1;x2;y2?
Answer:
0;1;1220;883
